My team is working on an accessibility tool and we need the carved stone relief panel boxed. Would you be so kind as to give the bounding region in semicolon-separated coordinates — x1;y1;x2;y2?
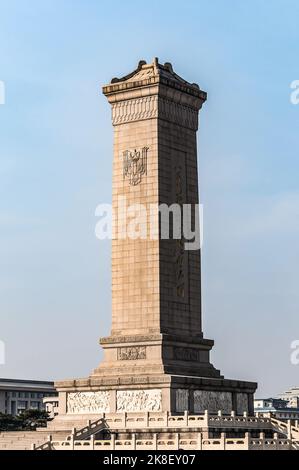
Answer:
176;389;189;412
172;150;188;303
116;389;162;412
111;96;198;130
193;391;232;414
117;346;146;361
236;393;248;414
67;391;110;414
173;347;201;362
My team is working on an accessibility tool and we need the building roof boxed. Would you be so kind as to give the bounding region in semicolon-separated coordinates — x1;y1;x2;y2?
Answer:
0;378;55;391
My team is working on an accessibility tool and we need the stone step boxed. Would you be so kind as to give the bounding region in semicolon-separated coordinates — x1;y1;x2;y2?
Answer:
0;430;70;451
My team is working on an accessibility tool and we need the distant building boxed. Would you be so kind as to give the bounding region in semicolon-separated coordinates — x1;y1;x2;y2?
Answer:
0;378;57;416
43;396;59;419
254;397;299;422
278;387;299;407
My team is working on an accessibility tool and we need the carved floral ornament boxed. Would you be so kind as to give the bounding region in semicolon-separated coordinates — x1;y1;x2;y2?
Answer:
123;147;149;186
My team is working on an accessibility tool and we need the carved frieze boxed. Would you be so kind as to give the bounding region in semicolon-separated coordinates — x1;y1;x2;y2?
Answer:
67;391;110;414
174;347;201;362
194;391;232;414
112;96;158;125
116;389;162;412
117;346;146;361
111;96;198;130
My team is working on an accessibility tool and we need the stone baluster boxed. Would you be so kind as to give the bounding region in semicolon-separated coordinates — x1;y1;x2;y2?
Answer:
273;432;279;450
111;433;115;450
184;410;188;426
221;432;226;450
197;432;202;450
259;432;265;450
70;434;74;450
245;432;250;450
90;434;95;450
132;433;136;450
287;419;292;439
175;433;179;449
204;409;209;426
153;433;157;450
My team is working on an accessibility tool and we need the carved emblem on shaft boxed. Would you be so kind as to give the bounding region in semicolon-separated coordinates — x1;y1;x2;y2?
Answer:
123;147;149;186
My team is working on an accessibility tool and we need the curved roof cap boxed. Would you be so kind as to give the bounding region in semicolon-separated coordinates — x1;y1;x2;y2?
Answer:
103;57;207;101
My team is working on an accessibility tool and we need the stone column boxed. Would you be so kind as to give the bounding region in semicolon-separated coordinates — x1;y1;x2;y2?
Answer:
95;58;220;381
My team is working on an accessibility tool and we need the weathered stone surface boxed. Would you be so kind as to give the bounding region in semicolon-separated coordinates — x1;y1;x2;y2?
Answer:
67;392;110;414
194;391;233;414
237;393;249;414
117;390;162;412
176;389;189;412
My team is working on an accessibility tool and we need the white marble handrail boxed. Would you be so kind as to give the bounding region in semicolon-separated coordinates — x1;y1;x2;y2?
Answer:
44;433;299;451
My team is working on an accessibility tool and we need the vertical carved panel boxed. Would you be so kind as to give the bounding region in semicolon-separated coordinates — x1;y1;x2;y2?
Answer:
172;151;188;302
176;389;189;412
236;393;248;414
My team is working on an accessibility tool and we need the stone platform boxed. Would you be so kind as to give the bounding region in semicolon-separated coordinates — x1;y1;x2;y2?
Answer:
55;373;256;417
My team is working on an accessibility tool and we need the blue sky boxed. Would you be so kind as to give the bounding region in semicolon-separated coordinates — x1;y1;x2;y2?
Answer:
0;0;299;397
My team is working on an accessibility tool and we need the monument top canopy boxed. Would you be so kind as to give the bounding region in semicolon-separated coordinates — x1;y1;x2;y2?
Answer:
102;58;207;105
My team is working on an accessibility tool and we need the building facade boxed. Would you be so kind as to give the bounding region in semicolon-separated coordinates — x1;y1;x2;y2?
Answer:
255;397;299;422
278;386;299;405
0;378;57;416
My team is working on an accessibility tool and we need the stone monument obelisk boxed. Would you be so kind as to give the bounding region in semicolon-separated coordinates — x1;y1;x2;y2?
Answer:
55;59;257;417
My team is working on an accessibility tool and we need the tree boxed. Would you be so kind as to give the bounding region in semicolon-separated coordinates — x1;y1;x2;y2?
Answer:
0;410;50;431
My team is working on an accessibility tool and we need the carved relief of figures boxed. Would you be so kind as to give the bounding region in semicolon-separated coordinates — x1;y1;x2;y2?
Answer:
123;147;149;186
193;391;232;414
117;389;162;412
67;391;110;414
176;389;189;412
117;346;146;361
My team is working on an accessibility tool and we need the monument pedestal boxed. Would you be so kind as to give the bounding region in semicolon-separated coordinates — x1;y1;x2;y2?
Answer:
94;333;221;378
55;374;255;417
